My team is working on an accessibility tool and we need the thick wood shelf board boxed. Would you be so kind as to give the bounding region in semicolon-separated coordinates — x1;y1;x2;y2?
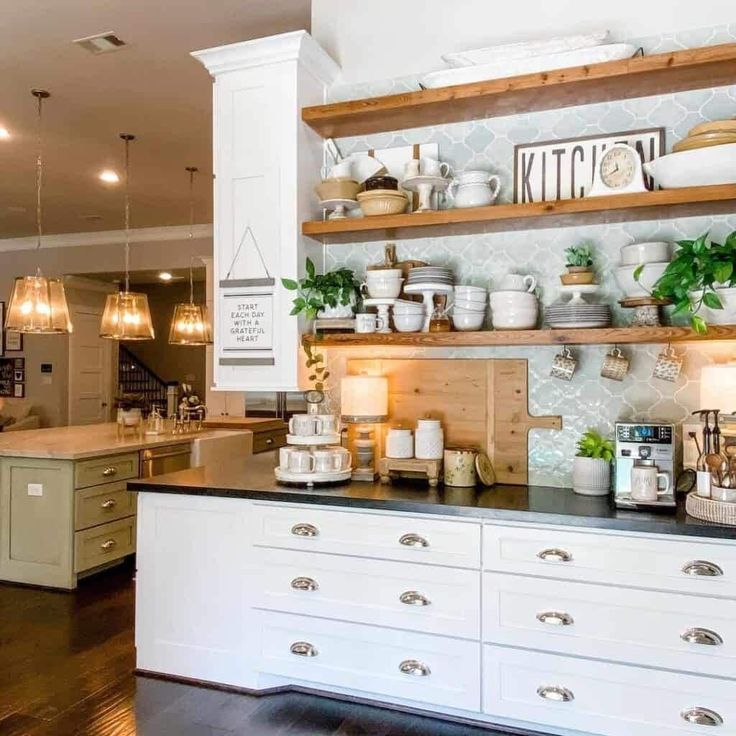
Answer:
304;43;736;138
303;325;736;348
302;185;736;243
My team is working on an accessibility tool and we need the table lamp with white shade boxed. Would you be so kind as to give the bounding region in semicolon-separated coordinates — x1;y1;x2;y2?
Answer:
700;362;736;420
340;375;388;481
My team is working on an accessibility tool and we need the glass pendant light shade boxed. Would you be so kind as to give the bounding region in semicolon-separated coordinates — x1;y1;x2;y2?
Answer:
6;272;73;333
168;303;212;345
100;291;155;340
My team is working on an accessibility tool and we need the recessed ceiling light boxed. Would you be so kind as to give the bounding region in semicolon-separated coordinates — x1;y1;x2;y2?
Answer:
0;128;10;139
73;32;127;55
99;169;119;183
158;272;173;282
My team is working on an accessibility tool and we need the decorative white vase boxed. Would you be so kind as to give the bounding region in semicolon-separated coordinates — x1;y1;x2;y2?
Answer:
572;456;611;496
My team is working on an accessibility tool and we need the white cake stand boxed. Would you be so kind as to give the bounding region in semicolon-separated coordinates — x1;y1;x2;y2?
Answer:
274;467;352;487
401;175;450;213
362;298;397;333
319;198;359;220
559;284;600;304
404;283;454;331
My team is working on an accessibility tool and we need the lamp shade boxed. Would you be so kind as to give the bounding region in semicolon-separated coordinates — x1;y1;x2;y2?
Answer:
168;303;212;345
340;375;389;423
700;362;736;413
6;275;72;333
99;291;155;340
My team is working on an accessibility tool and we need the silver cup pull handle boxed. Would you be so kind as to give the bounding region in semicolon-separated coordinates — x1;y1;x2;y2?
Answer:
681;628;723;646
290;641;318;657
400;590;431;606
537;548;573;562
537;685;574;702
399;659;431;677
399;533;429;548
291;523;319;538
291;576;319;592
682;560;723;577
537;611;574;626
681;707;724;726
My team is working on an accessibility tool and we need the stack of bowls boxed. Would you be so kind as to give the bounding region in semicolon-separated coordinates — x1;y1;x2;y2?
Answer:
356;189;408;216
672;120;736;153
363;269;404;299
614;241;671;299
406;266;454;288
489;291;538;330
452;285;487;331
392;299;425;332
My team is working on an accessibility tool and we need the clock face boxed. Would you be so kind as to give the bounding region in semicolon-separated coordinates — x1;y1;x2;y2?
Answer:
599;146;638;189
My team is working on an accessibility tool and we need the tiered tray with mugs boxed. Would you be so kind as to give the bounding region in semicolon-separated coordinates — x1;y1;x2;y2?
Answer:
275;412;352;487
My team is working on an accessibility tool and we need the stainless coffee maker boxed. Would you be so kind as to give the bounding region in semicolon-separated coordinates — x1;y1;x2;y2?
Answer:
614;421;677;509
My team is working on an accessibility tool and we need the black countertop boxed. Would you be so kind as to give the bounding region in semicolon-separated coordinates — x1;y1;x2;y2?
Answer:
129;453;736;541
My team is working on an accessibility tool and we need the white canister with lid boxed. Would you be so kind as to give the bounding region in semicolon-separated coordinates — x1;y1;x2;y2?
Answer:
415;418;444;460
386;428;414;459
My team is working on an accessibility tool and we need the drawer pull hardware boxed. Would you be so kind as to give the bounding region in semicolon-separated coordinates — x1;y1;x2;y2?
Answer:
400;590;431;607
102;467;118;477
291;576;319;592
265;438;274;445
537;685;574;703
290;641;318;657
681;628;723;646
682;560;723;577
399;659;431;677
100;539;117;551
537;548;573;562
681;707;723;726
100;499;118;510
399;533;429;548
537;611;574;626
291;523;319;537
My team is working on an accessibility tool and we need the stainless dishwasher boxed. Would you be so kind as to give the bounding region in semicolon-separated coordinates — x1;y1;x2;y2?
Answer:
140;444;191;478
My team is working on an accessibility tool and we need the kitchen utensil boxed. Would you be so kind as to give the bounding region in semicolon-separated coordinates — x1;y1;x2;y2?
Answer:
356;189;408;216
450;170;501;208
386;428;414;459
550;346;577;381
600;347;629;382
631;464;672;502
713;410;723;454
705;453;723;487
652;344;683;382
443;447;478;487
643;143;736;188
619;241;671;265
499;274;536;292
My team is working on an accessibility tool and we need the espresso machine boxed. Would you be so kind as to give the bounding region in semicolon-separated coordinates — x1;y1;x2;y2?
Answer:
614;421;677;509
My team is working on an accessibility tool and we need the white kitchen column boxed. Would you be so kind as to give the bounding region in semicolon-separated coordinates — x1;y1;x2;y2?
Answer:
193;32;339;392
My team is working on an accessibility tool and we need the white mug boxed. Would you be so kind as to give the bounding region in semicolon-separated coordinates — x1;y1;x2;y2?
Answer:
289;414;319;436
404;159;420;179
328;159;352;179
315;414;338;435
355;313;386;333
631;465;671;502
350;154;386;183
499;274;537;293
288;450;315;474
279;446;293;470
420;157;451;178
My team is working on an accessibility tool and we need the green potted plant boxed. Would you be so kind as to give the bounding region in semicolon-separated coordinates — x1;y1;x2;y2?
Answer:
562;244;595;285
635;231;736;334
282;258;359;320
572;429;614;496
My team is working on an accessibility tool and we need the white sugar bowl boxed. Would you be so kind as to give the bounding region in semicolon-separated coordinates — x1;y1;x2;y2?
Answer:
386;428;414;459
415;418;444;460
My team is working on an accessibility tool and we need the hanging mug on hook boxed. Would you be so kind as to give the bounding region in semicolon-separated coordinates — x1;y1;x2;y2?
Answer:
550;346;577;381
652;344;683;382
601;346;630;382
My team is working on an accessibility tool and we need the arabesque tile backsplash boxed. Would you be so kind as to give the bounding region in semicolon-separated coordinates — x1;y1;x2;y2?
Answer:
318;23;736;488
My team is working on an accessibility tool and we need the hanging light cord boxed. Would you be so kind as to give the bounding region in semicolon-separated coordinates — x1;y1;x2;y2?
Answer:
31;90;50;266
120;133;135;293
186;166;198;304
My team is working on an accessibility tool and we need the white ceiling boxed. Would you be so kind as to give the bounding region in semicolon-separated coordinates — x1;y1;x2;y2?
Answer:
0;0;310;238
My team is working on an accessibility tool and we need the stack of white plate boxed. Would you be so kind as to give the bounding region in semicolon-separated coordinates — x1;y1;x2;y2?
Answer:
546;302;612;329
406;266;454;287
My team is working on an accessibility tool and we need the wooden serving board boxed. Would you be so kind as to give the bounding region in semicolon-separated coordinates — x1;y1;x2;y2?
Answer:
347;358;561;484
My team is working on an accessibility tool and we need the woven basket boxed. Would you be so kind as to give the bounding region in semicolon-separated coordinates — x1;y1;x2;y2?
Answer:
686;492;736;526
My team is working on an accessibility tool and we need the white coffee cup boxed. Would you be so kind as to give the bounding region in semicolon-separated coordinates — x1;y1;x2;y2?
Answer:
315;414;338;435
499;274;537;293
288;450;316;474
328;159;352;179
355;313;386;333
288;414;319;436
630;465;671;502
404;159;420;179
350;154;386;183
312;449;346;473
420;157;451;178
279;446;293;470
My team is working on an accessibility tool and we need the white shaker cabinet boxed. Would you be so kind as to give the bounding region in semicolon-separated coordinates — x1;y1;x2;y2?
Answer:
193;32;339;392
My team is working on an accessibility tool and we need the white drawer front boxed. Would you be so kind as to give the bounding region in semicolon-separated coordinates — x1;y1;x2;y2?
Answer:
256;611;480;712
483;523;736;596
252;504;481;569
483;572;736;678
254;548;480;639
484;645;736;736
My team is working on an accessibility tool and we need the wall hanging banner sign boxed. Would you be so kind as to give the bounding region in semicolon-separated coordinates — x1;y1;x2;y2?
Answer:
513;127;665;203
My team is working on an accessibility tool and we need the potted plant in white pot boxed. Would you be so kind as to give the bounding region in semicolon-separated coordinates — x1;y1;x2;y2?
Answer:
572;429;614;496
115;393;148;427
282;257;359;321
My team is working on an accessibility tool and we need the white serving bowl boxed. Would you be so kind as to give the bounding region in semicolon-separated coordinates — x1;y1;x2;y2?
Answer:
393;313;425;332
643;144;736;188
453;288;487;303
691;287;736;325
392;301;424;314
614;262;669;298
620;241;671;266
452;312;485;331
489;291;538;307
490;306;538;330
454;301;486;312
366;278;403;299
367;269;402;280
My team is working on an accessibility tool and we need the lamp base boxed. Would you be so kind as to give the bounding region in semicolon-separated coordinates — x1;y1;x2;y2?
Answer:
351;467;378;482
351;425;378;482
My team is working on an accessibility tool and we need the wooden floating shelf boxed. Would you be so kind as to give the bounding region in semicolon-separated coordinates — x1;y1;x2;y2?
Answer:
303;43;736;138
303;185;736;243
303;325;736;349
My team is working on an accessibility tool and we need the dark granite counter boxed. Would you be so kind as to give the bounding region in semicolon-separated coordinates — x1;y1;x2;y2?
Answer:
129;453;736;540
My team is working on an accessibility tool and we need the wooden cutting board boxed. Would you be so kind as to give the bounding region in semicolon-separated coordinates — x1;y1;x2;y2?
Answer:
347;358;562;484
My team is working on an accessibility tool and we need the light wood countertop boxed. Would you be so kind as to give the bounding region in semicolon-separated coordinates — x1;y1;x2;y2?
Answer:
0;423;247;460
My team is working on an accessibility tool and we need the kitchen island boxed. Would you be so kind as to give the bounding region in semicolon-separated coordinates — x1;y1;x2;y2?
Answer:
131;455;736;736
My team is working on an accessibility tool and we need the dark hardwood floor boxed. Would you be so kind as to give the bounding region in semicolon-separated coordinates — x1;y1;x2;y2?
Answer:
0;561;517;735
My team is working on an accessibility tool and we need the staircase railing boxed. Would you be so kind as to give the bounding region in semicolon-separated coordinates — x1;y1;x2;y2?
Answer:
118;345;171;412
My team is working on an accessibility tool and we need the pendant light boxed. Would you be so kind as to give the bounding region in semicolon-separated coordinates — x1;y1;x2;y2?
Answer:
168;166;212;346
5;89;72;334
99;134;155;340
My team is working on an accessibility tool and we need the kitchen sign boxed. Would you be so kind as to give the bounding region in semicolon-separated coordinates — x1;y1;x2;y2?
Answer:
221;290;273;351
513;128;665;203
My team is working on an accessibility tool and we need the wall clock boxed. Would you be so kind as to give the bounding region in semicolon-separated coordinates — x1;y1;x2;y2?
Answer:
587;143;648;197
